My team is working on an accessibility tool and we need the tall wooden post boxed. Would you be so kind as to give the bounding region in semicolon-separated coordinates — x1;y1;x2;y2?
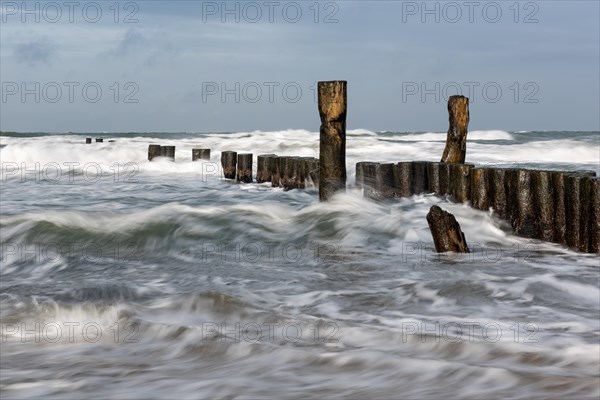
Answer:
441;95;469;163
221;151;237;179
318;81;347;201
148;145;162;161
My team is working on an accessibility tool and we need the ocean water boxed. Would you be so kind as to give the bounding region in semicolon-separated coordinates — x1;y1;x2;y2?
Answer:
1;130;599;399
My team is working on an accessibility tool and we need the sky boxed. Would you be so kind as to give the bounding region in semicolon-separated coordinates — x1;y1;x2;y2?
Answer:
0;0;599;133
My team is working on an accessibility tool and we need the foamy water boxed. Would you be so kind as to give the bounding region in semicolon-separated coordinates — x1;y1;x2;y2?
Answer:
1;130;599;399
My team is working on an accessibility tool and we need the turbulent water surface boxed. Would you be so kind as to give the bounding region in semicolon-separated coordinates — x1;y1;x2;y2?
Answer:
1;130;599;399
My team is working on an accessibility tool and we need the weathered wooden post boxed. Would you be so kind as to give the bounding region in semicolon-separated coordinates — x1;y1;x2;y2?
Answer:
489;168;508;218
441;95;469;163
257;154;276;183
426;205;470;253
589;178;600;253
375;163;395;199
269;156;281;187
284;157;300;191
192;149;210;161
356;162;367;189
221;151;237;179
307;158;320;188
393;162;412;198
449;163;474;203
427;162;441;194
148;145;162;161
552;171;567;244
438;162;451;196
470;168;490;210
318;81;347;201
95;138;103;143
86;138;92;144
362;162;379;198
531;170;555;242
161;146;175;161
411;161;429;195
237;153;253;183
505;169;535;237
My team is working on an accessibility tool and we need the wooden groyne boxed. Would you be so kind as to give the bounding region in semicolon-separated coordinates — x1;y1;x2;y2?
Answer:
355;161;599;253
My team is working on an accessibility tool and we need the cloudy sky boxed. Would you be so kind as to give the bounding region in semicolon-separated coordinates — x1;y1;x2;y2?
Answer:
1;0;598;132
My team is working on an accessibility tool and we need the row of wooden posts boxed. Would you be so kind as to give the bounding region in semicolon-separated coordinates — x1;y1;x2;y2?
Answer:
355;161;600;253
136;80;596;253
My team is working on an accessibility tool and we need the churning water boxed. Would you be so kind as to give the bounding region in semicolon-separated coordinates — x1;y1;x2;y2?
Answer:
1;130;599;399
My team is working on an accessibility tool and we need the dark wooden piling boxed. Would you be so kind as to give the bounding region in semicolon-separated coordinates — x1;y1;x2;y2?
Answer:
438;162;451;196
470;168;490;210
356;162;367;189
236;153;253;183
284;157;300;191
441;95;469;163
192;149;210;161
565;175;584;248
427;162;441;195
307;158;320;188
95;138;103;143
531;170;555;242
449;163;474;203
257;154;276;183
504;169;535;237
393;162;412;198
362;162;379;198
426;205;470;253
86;138;92;144
268;156;281;187
318;81;347;201
161;146;175;161
374;163;395;199
411;161;429;195
551;171;567;244
221;151;237;179
588;178;600;253
148;144;162;161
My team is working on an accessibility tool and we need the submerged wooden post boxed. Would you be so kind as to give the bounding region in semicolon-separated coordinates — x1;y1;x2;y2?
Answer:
307;158;320;188
449;163;473;203
505;169;535;237
95;138;103;143
411;161;429;195
86;138;92;144
531;170;555;242
257;154;276;183
362;162;379;198
489;168;508;218
270;156;281;187
427;162;441;194
161;146;175;161
318;81;347;201
148;145;162;161
438;162;451;196
236;153;253;183
552;171;567;244
375;163;395;199
589;178;600;253
192;149;210;161
441;95;469;163
356;162;367;189
221;151;237;179
393;162;412;198
426;205;470;253
470;168;490;210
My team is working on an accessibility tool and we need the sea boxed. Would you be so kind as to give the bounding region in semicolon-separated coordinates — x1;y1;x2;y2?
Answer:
1;129;599;399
